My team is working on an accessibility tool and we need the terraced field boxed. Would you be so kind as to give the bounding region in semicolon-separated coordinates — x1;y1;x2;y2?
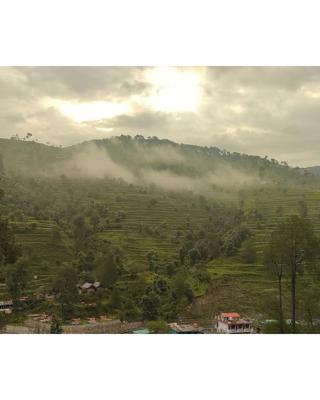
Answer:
0;219;71;299
245;189;320;256
184;188;320;320
2;183;320;318
0;185;211;300
95;189;210;266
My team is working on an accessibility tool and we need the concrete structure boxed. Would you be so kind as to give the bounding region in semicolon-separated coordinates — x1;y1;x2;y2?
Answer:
0;300;13;314
216;312;254;334
78;282;101;294
169;322;204;334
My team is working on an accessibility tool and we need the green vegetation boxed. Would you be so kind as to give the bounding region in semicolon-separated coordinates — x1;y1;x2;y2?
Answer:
1;135;320;332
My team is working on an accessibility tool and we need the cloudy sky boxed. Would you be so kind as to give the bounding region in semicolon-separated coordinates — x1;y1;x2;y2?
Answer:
1;66;320;167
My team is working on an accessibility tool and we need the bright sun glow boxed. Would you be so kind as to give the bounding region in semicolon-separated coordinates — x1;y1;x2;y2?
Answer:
44;68;202;123
146;67;202;113
45;99;130;123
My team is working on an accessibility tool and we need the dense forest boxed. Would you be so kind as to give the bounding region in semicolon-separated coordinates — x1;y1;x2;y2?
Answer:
1;135;320;333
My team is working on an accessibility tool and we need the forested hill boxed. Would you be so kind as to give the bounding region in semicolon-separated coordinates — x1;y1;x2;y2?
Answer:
305;166;320;176
0;135;315;191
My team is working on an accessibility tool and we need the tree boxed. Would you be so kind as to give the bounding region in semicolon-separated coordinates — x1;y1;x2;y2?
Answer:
0;219;20;265
146;250;157;271
172;273;194;302
0;312;8;331
298;284;320;328
188;247;201;265
109;288;123;310
53;264;79;320
6;257;29;300
141;291;161;320
264;231;286;333
241;240;257;264
50;314;63;334
96;250;119;288
147;320;170;333
265;216;319;333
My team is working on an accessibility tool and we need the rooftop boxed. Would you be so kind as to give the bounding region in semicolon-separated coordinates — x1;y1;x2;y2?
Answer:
222;313;240;318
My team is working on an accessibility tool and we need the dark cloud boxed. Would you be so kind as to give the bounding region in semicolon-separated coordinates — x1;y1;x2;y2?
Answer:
15;66;151;100
95;111;171;130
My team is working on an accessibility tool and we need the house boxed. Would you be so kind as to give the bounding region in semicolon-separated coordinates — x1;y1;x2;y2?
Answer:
169;322;204;334
39;314;52;323
45;293;55;301
0;300;13;314
78;282;101;294
216;312;254;334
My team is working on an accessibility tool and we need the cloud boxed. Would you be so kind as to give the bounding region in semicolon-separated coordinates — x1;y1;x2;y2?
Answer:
47;142;260;197
1;66;320;166
14;67;151;101
56;143;137;182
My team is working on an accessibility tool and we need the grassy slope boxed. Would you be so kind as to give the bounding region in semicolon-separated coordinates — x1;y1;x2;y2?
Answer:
185;188;320;320
2;185;320;321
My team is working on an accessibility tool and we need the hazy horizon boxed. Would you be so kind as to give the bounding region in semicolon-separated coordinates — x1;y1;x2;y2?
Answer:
1;67;320;167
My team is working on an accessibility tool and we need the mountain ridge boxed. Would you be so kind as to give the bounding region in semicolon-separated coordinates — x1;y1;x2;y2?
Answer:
0;135;315;192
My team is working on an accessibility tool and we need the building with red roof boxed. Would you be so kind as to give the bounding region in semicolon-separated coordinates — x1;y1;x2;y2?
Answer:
216;312;254;334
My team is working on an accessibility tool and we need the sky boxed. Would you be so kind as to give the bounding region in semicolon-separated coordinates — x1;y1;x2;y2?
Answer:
1;66;320;167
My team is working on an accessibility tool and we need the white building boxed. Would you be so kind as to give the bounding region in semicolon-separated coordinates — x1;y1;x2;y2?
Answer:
0;300;13;314
216;312;254;334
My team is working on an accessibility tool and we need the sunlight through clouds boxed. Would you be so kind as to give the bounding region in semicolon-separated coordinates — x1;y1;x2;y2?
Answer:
44;98;130;123
145;67;203;113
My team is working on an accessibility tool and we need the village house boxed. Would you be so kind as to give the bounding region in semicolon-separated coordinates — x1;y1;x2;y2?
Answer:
0;300;13;314
169;322;204;334
216;312;254;334
78;281;101;294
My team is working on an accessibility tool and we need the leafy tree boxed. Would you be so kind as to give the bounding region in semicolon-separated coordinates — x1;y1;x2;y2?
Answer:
147;320;170;333
6;257;29;300
241;240;257;264
0;312;8;331
96;249;119;287
53;264;79;320
109;288;122;310
222;226;250;256
146;250;157;271
266;216;319;332
141;291;161;320
0;219;20;265
188;247;201;265
50;314;63;334
264;231;286;333
298;284;320;327
172;273;194;302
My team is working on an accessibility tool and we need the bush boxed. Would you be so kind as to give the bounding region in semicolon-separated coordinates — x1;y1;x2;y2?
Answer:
147;320;170;333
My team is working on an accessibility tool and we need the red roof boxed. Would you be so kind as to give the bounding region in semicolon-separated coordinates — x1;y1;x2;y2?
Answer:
222;313;240;318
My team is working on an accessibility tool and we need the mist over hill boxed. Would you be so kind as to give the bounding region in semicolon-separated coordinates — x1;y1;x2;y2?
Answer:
305;166;320;176
0;135;315;194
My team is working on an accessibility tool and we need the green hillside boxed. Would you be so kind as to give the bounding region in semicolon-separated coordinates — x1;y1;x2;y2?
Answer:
1;136;320;328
